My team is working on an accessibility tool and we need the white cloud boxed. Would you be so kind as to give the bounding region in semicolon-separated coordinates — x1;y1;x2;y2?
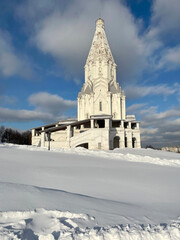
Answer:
28;92;76;115
15;0;180;83
16;0;146;82
127;103;146;113
150;0;180;42
0;107;54;123
125;84;176;99
0;29;33;78
0;92;76;124
129;103;180;147
157;46;180;70
142;0;180;73
140;128;158;135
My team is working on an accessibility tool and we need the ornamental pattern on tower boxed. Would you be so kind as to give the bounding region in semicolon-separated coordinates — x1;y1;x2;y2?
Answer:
86;18;115;65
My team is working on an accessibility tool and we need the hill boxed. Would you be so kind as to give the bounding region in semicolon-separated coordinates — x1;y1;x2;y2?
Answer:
0;144;180;239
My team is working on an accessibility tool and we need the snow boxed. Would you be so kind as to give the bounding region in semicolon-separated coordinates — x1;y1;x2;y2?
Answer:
0;143;180;239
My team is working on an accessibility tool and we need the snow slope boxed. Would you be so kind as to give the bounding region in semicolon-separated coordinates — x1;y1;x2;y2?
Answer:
0;143;180;239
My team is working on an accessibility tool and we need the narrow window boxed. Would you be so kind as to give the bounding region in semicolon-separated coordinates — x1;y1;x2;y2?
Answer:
99;101;102;111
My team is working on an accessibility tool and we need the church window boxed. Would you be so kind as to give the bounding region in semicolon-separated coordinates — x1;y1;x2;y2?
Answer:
99;101;102;111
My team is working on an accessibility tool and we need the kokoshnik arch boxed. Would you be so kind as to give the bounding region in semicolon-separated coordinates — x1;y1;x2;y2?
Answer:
32;18;141;150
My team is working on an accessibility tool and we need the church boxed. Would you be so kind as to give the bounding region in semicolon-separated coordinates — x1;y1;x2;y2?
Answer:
32;18;141;150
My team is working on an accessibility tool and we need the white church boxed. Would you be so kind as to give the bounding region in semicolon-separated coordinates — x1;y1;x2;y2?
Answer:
32;18;141;150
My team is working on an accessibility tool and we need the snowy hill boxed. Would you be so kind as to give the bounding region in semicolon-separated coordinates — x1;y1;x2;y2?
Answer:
0;144;180;239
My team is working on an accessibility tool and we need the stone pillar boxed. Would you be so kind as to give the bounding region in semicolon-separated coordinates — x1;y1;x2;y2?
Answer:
136;122;139;129
136;134;141;148
91;119;94;128
121;95;126;120
105;118;110;128
120;120;124;128
41;127;45;147
126;132;132;148
117;93;121;119
120;132;125;148
128;122;131;129
32;129;35;137
66;125;72;147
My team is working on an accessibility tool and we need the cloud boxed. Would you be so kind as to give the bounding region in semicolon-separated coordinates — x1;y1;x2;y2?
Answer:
0;92;76;124
125;84;176;99
157;46;180;70
129;103;180;147
15;0;180;84
0;29;33;78
141;0;180;74
16;0;146;82
150;0;180;42
0;107;55;123
28;92;76;115
127;103;146;113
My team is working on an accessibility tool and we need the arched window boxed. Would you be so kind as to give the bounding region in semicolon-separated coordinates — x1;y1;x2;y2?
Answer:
99;101;102;111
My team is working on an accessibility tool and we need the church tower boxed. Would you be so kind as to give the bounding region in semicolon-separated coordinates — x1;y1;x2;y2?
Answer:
78;18;126;121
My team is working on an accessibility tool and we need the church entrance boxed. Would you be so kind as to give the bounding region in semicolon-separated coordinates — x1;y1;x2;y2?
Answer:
113;136;120;149
76;143;88;149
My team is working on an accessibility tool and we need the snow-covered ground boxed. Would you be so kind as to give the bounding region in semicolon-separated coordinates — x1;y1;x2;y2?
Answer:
0;143;180;239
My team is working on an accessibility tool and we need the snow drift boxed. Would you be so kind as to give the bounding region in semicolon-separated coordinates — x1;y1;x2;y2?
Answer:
0;143;180;239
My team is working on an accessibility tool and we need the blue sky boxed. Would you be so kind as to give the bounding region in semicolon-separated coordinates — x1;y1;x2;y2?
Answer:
0;0;180;147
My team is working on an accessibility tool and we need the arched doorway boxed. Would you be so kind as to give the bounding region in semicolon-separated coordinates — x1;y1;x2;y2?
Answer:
113;136;120;149
132;138;136;148
76;143;88;149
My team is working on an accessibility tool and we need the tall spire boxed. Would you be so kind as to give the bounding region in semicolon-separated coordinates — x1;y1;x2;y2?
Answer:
86;18;115;65
78;19;126;121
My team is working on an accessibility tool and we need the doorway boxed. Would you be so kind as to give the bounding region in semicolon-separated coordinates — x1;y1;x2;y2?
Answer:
113;136;120;149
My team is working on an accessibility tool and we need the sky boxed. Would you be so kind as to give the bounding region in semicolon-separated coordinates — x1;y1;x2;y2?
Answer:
0;0;180;148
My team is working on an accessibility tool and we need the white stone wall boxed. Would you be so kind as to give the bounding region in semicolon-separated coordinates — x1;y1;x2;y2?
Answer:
32;119;141;150
32;136;41;147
